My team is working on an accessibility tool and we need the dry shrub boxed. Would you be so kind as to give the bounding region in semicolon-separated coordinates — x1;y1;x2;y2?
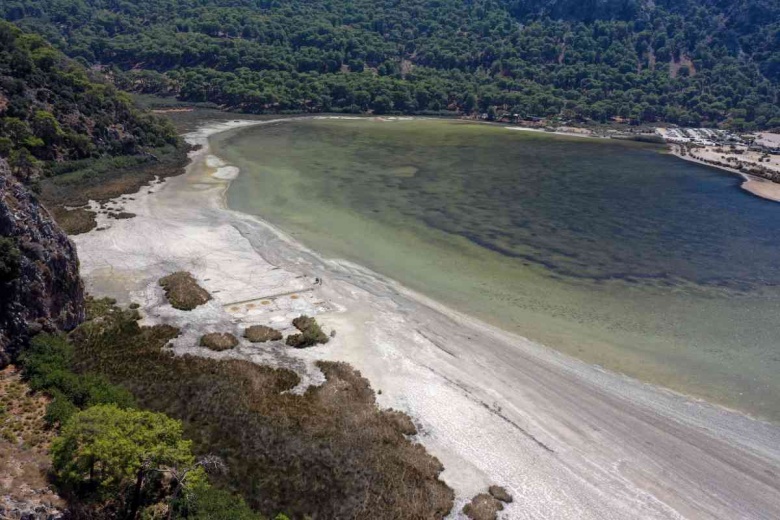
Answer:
200;332;239;351
158;272;211;310
108;211;135;219
70;300;454;519
488;485;513;503
244;325;282;343
463;493;503;520
382;409;418;436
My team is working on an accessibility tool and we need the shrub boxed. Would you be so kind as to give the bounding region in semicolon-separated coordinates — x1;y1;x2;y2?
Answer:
244;325;282;343
175;486;262;520
285;316;328;348
159;272;211;310
20;333;135;424
200;332;239;351
44;391;79;426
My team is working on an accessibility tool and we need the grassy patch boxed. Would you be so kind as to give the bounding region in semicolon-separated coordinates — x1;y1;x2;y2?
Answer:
200;333;239;351
159;272;211;311
48;206;97;236
285;316;329;348
69;298;454;518
244;325;282;343
41;144;193;234
0;367;66;513
0;366;52;452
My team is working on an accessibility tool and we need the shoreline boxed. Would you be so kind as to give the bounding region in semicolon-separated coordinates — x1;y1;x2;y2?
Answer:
669;145;780;203
72;118;780;519
505;123;780;204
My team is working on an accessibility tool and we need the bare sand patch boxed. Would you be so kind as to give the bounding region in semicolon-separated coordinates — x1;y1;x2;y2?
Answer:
741;176;780;202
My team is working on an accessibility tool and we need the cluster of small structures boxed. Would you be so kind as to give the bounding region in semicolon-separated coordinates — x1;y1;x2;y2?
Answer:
656;128;780;189
657;127;780;154
657;127;741;146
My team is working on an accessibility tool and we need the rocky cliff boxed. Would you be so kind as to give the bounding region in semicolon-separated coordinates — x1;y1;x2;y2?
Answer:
0;158;84;366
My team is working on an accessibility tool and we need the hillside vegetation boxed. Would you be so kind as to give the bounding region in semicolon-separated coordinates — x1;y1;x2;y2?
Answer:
3;0;779;128
0;21;178;183
0;21;190;233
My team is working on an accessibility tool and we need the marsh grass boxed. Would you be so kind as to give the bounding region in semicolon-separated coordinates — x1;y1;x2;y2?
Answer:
41;145;193;235
48;207;97;236
69;298;454;518
462;493;504;520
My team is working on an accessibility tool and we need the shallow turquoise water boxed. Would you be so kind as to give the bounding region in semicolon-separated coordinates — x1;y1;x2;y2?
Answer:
214;118;780;420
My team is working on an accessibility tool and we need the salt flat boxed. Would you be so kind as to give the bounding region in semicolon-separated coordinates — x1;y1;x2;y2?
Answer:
73;119;780;519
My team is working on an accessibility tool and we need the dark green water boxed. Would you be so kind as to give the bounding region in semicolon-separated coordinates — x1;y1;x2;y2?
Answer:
214;118;780;420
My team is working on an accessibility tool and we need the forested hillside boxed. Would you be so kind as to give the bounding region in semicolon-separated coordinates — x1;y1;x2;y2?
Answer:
0;21;178;184
0;20;191;234
3;0;780;128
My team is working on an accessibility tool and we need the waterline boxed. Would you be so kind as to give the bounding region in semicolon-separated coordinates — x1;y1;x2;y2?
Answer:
213;117;780;421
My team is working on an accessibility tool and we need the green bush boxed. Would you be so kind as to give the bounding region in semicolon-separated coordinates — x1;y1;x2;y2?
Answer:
51;404;195;510
0;237;20;284
20;333;135;424
44;391;79;426
175;486;263;520
285;316;329;348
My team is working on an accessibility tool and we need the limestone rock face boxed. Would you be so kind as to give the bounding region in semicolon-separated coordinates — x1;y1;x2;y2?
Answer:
0;159;84;366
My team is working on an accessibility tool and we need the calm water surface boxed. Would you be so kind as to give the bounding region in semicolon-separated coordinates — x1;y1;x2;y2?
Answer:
213;118;780;420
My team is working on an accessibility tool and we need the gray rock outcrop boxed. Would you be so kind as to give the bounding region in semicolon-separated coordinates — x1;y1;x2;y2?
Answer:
0;158;84;366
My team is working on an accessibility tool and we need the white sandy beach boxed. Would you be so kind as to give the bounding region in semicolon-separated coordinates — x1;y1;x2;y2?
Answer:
73;119;780;519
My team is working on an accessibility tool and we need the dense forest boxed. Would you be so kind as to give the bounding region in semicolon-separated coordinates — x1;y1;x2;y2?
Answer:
3;0;780;129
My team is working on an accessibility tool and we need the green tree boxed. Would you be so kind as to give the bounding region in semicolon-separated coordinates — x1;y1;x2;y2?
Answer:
51;405;195;517
463;93;477;113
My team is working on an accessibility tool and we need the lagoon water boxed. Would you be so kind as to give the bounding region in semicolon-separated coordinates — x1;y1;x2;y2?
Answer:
213;118;780;420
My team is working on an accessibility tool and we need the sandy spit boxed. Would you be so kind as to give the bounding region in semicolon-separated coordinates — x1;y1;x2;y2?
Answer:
73;118;780;519
670;146;780;203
